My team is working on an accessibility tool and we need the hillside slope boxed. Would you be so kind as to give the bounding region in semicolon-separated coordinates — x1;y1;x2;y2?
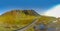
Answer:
0;10;57;31
0;10;39;31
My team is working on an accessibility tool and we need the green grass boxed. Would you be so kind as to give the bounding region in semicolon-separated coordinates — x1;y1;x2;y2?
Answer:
0;15;36;31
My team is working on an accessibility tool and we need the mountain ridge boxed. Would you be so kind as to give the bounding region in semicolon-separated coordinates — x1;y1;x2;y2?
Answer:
1;10;40;16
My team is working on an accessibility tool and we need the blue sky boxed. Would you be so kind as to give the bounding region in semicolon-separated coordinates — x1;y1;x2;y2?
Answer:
0;0;60;15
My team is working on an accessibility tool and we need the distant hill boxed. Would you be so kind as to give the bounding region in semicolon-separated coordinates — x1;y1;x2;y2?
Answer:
2;10;40;16
0;10;40;31
0;10;40;26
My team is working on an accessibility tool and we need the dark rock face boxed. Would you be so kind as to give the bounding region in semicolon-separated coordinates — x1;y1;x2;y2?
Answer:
22;10;29;15
22;10;40;16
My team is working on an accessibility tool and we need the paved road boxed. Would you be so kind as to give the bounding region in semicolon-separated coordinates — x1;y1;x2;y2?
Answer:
14;17;39;31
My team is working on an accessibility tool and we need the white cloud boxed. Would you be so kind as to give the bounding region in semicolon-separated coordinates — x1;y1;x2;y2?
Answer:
44;4;60;18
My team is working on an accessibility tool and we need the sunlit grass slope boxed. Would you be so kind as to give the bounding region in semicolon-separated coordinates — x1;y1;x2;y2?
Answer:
0;10;39;31
25;16;56;31
37;16;56;25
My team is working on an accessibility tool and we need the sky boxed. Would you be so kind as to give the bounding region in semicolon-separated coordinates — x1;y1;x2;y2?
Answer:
0;0;60;15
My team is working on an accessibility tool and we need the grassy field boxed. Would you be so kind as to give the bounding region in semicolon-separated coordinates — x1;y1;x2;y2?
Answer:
0;15;36;31
25;16;56;31
0;15;57;31
0;10;57;31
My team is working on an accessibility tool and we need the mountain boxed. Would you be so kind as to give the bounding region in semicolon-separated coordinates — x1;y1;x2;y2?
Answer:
0;10;40;31
2;10;40;16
